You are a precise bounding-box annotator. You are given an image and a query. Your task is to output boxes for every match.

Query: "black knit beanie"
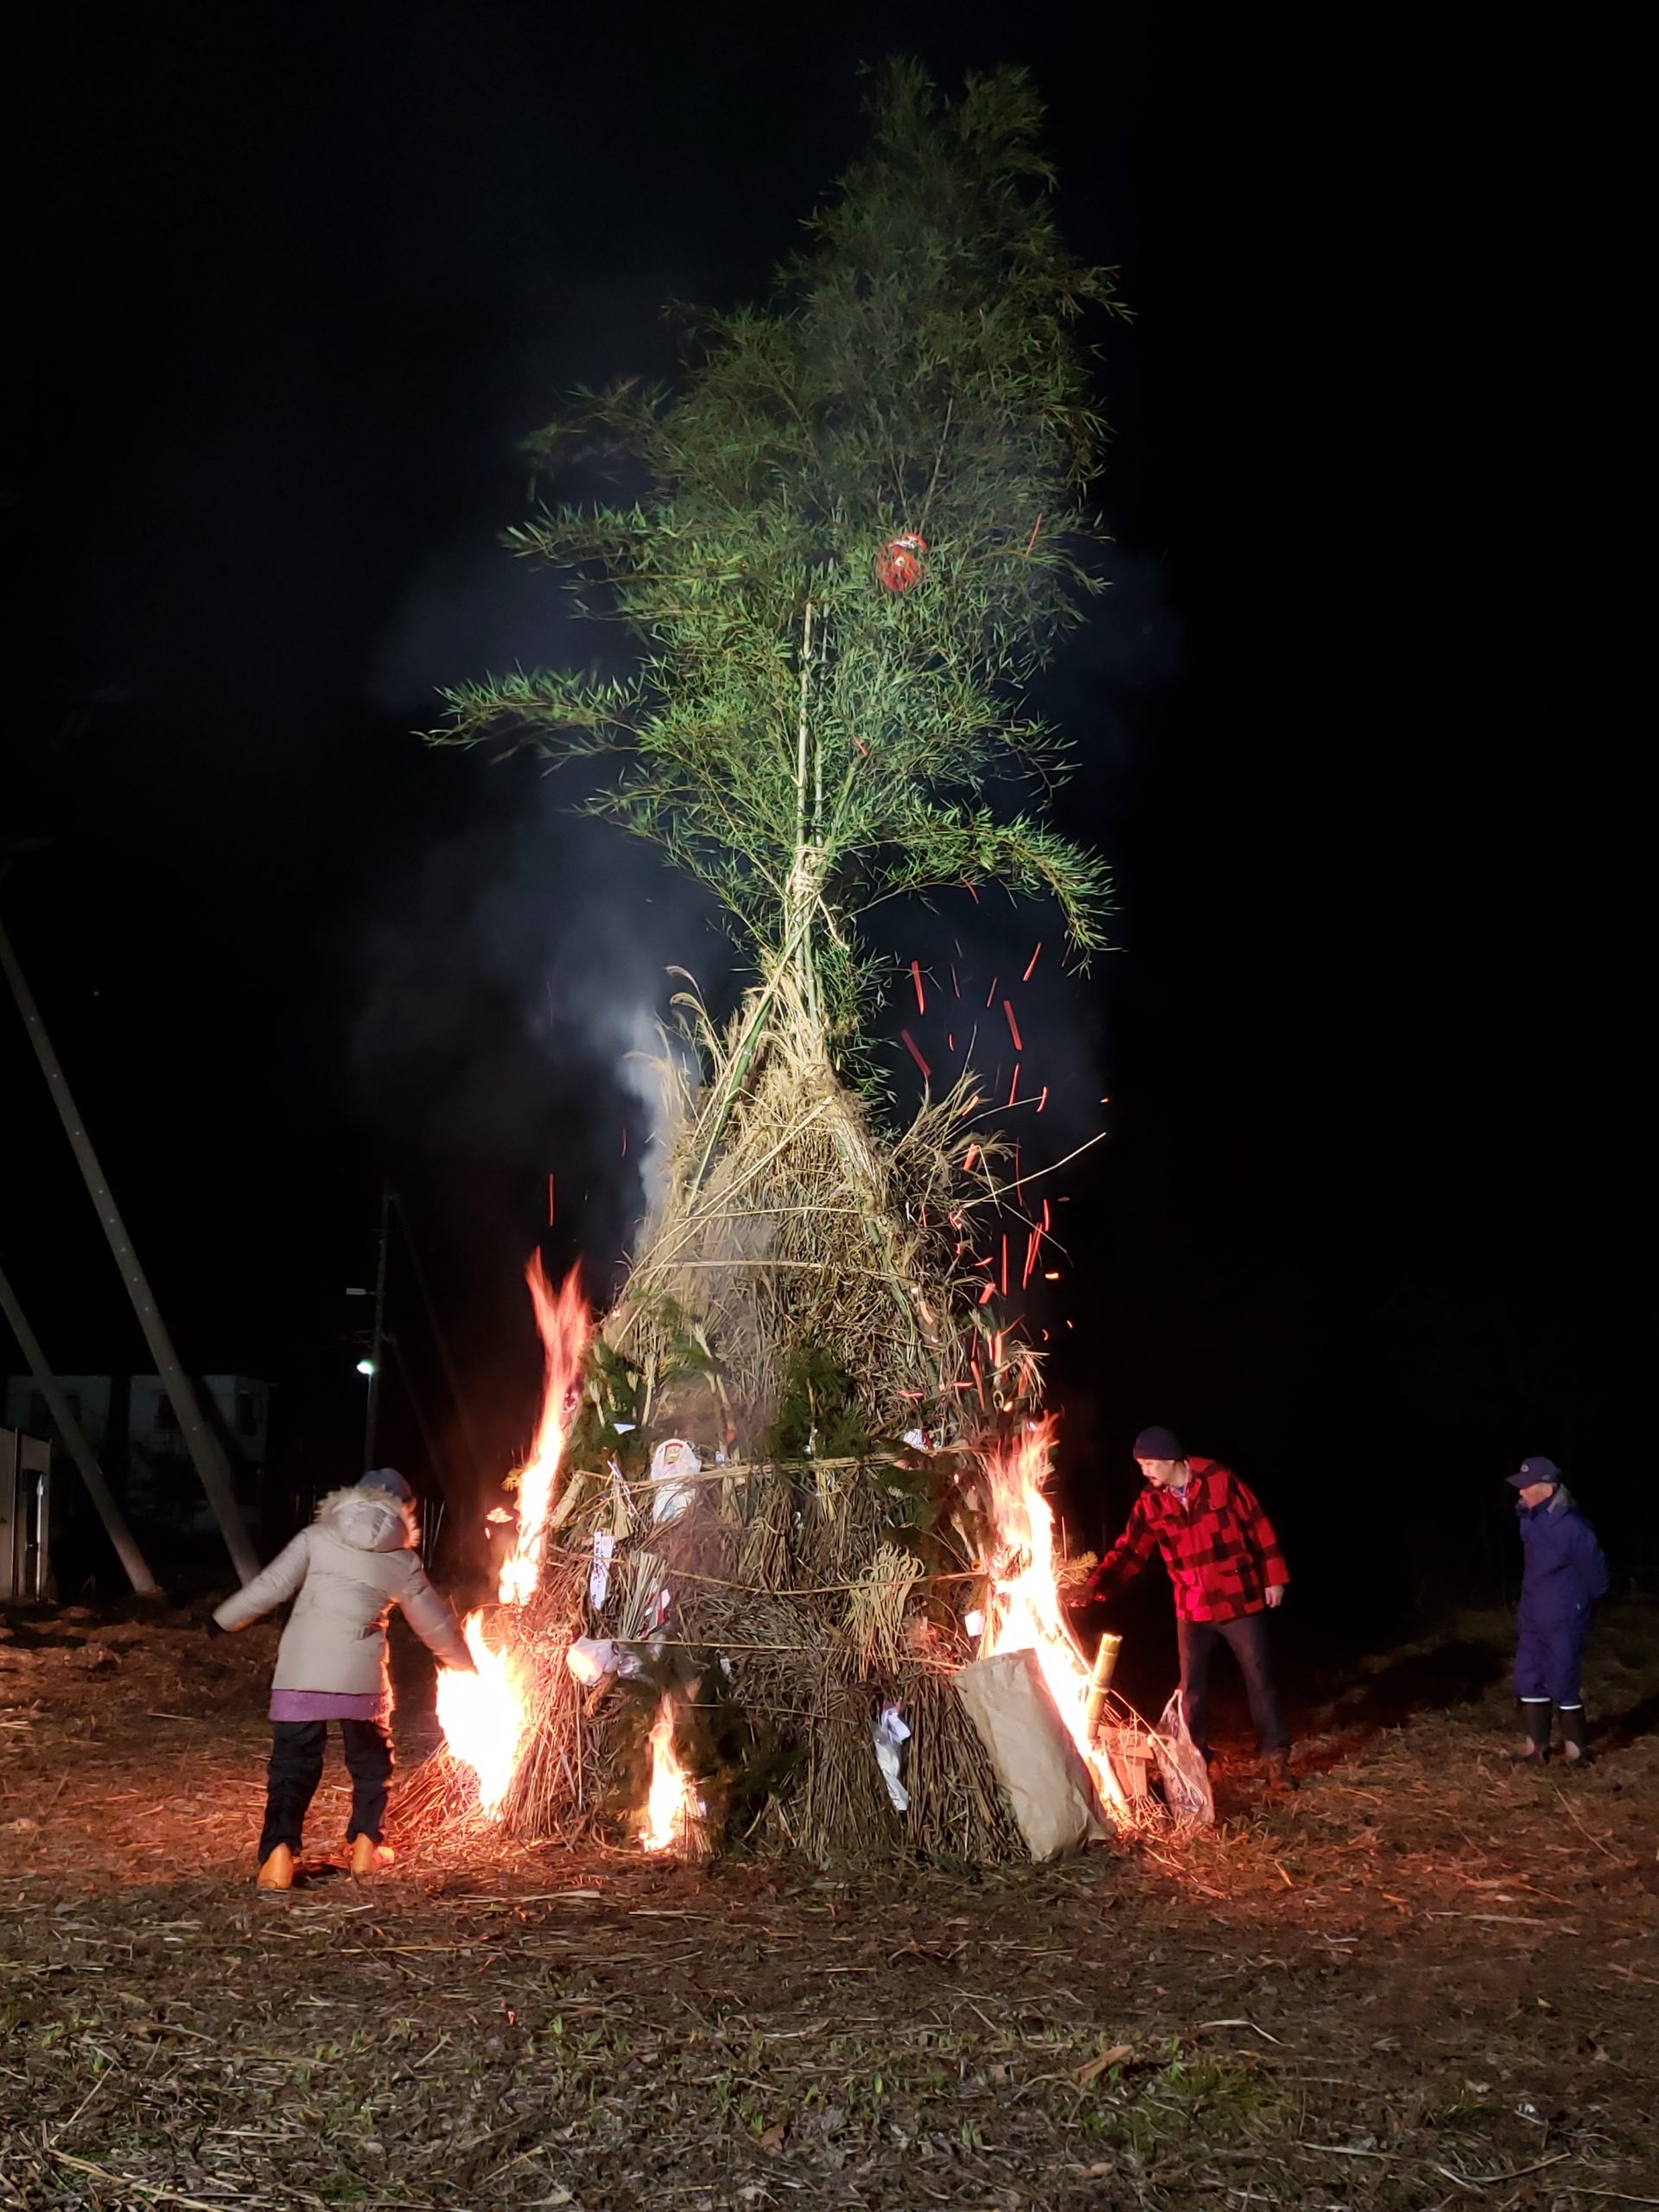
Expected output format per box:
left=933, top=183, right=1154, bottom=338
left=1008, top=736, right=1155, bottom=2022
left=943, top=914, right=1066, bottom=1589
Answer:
left=1133, top=1425, right=1185, bottom=1461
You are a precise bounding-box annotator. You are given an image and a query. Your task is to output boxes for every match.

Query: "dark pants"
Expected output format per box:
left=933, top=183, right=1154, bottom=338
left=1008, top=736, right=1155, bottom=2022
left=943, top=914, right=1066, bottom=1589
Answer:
left=1513, top=1616, right=1588, bottom=1708
left=1177, top=1610, right=1288, bottom=1758
left=258, top=1719, right=394, bottom=1862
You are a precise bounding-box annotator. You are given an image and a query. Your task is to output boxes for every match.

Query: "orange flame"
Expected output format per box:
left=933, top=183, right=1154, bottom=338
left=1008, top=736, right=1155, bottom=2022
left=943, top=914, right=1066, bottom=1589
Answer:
left=497, top=1258, right=590, bottom=1606
left=639, top=1696, right=702, bottom=1853
left=982, top=1418, right=1128, bottom=1815
left=436, top=1257, right=590, bottom=1815
left=435, top=1611, right=527, bottom=1818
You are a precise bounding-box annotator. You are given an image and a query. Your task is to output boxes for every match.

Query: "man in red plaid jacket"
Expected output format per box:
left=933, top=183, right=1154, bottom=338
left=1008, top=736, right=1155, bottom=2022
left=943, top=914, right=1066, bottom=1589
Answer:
left=1084, top=1425, right=1294, bottom=1791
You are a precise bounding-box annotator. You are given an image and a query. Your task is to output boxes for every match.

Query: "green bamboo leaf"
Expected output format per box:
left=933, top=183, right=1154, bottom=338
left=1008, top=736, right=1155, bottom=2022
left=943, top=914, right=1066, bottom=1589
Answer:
left=426, top=60, right=1120, bottom=1027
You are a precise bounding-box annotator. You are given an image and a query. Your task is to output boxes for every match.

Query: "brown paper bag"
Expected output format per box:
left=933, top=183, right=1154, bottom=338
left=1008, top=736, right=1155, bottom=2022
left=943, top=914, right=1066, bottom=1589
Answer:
left=953, top=1648, right=1108, bottom=1860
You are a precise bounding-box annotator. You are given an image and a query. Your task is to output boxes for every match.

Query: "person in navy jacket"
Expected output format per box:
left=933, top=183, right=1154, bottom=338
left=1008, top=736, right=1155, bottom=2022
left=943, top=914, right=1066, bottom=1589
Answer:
left=1508, top=1455, right=1609, bottom=1766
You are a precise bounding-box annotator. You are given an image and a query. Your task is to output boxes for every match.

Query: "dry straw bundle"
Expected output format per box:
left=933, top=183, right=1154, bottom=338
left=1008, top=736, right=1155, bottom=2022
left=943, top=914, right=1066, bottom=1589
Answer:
left=405, top=1439, right=1029, bottom=1866
left=604, top=981, right=1021, bottom=1454
left=401, top=994, right=1096, bottom=1868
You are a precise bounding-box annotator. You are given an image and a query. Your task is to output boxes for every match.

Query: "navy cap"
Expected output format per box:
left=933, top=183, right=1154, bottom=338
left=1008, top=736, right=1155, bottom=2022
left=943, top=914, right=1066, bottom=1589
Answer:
left=1507, top=1455, right=1561, bottom=1490
left=359, top=1466, right=413, bottom=1502
left=1134, top=1425, right=1185, bottom=1462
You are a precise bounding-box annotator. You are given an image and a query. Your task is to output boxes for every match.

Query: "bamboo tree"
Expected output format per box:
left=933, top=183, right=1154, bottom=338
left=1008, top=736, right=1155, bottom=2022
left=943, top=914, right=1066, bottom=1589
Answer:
left=431, top=60, right=1123, bottom=1081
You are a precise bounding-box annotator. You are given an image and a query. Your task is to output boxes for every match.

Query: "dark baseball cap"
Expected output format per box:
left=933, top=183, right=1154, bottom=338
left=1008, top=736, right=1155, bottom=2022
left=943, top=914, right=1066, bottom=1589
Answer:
left=1506, top=1455, right=1561, bottom=1489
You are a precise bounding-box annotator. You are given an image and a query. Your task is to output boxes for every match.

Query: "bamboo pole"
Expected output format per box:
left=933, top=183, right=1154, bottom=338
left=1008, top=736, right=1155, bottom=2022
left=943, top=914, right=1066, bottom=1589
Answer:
left=793, top=601, right=814, bottom=1020
left=1082, top=1630, right=1122, bottom=1740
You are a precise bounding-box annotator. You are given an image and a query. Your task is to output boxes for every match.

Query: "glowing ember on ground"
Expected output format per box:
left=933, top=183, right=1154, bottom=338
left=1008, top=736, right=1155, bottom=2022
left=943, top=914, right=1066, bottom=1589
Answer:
left=982, top=1417, right=1128, bottom=1814
left=436, top=1257, right=589, bottom=1816
left=435, top=1611, right=527, bottom=1817
left=639, top=1696, right=703, bottom=1853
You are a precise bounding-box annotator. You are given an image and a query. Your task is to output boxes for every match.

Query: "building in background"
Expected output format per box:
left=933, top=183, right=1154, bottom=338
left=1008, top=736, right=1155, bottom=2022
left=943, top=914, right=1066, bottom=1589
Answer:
left=0, top=1374, right=269, bottom=1593
left=0, top=1427, right=51, bottom=1599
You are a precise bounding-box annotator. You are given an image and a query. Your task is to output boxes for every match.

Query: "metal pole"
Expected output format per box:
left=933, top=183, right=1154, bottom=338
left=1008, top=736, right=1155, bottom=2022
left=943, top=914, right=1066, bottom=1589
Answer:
left=0, top=1258, right=160, bottom=1596
left=0, top=919, right=259, bottom=1582
left=362, top=1183, right=390, bottom=1473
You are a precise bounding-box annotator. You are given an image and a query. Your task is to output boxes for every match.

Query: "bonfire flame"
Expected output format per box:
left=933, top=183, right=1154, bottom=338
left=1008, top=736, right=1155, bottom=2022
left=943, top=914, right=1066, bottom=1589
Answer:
left=982, top=1417, right=1128, bottom=1815
left=639, top=1695, right=703, bottom=1853
left=498, top=1258, right=592, bottom=1607
left=437, top=1257, right=590, bottom=1819
left=434, top=1611, right=528, bottom=1818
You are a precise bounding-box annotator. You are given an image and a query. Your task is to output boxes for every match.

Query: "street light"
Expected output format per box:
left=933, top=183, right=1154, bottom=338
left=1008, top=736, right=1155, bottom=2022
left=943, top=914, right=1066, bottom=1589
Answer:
left=356, top=1357, right=377, bottom=1377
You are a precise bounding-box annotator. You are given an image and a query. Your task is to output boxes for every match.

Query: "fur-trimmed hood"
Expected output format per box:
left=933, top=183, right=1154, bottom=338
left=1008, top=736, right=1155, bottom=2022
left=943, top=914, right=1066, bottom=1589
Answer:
left=316, top=1485, right=417, bottom=1554
left=213, top=1486, right=469, bottom=1692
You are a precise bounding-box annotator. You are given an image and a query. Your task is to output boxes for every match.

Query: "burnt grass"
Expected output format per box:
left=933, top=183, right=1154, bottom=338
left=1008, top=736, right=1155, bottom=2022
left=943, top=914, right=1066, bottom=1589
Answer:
left=3, top=1604, right=1656, bottom=2211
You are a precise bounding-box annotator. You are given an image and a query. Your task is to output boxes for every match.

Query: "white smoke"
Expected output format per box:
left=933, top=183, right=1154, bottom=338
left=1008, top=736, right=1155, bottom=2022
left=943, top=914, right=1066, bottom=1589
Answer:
left=613, top=1002, right=699, bottom=1224
left=350, top=772, right=724, bottom=1280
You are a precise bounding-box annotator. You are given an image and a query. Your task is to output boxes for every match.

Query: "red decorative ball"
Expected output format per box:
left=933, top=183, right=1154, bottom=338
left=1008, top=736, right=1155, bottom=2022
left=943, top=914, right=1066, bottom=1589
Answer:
left=874, top=533, right=929, bottom=592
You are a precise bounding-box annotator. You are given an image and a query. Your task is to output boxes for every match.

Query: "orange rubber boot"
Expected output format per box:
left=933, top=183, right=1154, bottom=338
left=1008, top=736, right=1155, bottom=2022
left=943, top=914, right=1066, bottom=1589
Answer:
left=351, top=1835, right=395, bottom=1877
left=257, top=1843, right=295, bottom=1891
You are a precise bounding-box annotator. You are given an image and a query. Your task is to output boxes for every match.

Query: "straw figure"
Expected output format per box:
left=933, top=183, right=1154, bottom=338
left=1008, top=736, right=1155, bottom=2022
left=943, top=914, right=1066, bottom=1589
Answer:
left=408, top=63, right=1136, bottom=1865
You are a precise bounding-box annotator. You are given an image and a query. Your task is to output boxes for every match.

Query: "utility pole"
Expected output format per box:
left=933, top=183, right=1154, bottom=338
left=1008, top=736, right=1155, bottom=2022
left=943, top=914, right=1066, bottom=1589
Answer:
left=0, top=918, right=260, bottom=1582
left=0, top=1259, right=160, bottom=1596
left=362, top=1182, right=390, bottom=1473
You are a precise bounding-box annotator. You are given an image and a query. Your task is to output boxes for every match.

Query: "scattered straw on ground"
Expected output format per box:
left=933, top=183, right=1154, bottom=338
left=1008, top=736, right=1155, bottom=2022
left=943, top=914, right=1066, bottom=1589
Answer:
left=3, top=1599, right=1656, bottom=2209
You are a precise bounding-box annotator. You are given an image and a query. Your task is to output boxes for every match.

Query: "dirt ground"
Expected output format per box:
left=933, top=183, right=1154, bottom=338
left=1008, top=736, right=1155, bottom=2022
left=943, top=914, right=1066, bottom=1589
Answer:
left=2, top=1601, right=1656, bottom=2212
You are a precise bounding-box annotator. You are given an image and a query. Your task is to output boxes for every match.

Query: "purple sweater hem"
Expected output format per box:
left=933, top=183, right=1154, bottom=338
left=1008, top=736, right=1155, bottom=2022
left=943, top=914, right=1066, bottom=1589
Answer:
left=270, top=1689, right=389, bottom=1722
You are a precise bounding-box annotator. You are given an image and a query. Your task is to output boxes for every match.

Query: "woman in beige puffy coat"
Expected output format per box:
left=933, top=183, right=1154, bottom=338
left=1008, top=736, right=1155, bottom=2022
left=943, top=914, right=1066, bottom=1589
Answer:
left=211, top=1468, right=474, bottom=1888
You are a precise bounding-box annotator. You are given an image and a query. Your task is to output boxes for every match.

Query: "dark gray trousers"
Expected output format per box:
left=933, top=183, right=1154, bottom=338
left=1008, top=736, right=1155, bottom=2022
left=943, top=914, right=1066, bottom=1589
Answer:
left=258, top=1719, right=393, bottom=1860
left=1176, top=1611, right=1289, bottom=1757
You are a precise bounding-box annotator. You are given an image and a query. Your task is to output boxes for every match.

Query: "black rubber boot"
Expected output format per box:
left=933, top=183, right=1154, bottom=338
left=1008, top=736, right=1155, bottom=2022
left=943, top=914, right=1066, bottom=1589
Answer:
left=1558, top=1707, right=1592, bottom=1766
left=1511, top=1700, right=1551, bottom=1764
left=1262, top=1747, right=1297, bottom=1796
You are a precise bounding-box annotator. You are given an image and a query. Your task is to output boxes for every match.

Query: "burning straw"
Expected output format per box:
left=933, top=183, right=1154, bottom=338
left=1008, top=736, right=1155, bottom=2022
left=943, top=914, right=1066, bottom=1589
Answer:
left=407, top=1381, right=1185, bottom=1864
left=404, top=1007, right=1189, bottom=1866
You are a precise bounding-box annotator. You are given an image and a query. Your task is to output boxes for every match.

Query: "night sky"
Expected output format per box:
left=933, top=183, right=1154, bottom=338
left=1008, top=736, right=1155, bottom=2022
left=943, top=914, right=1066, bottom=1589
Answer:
left=4, top=8, right=1641, bottom=1630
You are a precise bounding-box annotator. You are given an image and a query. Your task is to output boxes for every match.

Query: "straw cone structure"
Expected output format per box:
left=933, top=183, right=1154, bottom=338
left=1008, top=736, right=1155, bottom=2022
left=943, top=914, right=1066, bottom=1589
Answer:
left=396, top=970, right=1205, bottom=1869
left=405, top=1465, right=1025, bottom=1866
left=608, top=979, right=1026, bottom=1451
left=401, top=988, right=1078, bottom=1865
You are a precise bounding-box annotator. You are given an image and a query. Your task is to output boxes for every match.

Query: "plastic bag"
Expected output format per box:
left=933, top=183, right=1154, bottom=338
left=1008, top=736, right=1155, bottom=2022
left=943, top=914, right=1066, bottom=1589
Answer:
left=871, top=1702, right=912, bottom=1813
left=649, top=1439, right=701, bottom=1524
left=1151, top=1689, right=1215, bottom=1826
left=565, top=1637, right=615, bottom=1687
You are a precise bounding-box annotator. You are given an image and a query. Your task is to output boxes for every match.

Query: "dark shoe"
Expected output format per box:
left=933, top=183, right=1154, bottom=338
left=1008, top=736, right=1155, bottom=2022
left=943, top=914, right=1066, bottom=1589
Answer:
left=1510, top=1701, right=1551, bottom=1764
left=1262, top=1749, right=1297, bottom=1795
left=1557, top=1708, right=1592, bottom=1767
